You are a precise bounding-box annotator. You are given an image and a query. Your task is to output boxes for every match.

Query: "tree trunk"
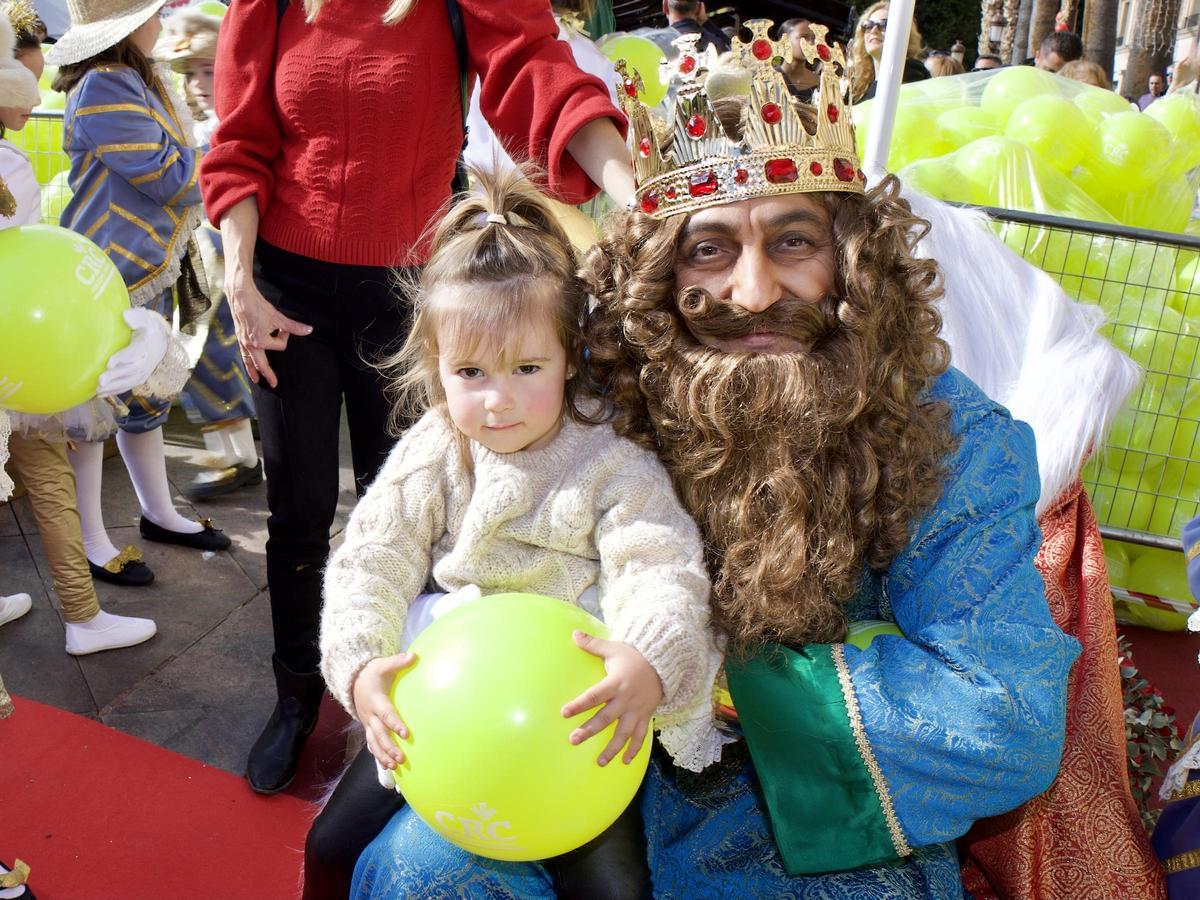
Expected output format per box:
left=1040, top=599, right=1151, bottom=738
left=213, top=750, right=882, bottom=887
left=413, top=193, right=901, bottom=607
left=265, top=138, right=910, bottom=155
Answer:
left=1119, top=0, right=1182, bottom=99
left=1012, top=0, right=1034, bottom=64
left=1028, top=0, right=1060, bottom=59
left=1083, top=0, right=1119, bottom=82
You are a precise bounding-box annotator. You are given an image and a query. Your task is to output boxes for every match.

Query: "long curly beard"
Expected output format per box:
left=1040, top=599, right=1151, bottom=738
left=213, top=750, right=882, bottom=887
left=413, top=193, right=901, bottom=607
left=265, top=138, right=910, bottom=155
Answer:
left=643, top=289, right=937, bottom=651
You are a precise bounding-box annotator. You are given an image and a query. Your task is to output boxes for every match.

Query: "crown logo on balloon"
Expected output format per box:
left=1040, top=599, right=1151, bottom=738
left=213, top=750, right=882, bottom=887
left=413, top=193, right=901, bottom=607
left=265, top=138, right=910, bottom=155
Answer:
left=617, top=20, right=864, bottom=218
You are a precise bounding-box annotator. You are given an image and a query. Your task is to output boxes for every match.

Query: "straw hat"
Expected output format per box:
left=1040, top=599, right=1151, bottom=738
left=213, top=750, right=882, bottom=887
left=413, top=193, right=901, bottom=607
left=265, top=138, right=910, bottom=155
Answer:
left=0, top=12, right=39, bottom=108
left=45, top=0, right=168, bottom=67
left=154, top=7, right=220, bottom=70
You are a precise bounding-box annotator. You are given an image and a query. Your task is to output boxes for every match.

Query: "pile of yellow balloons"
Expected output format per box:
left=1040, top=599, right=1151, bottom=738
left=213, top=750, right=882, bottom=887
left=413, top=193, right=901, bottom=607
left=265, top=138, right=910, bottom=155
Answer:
left=388, top=593, right=650, bottom=861
left=1104, top=539, right=1194, bottom=630
left=857, top=67, right=1200, bottom=235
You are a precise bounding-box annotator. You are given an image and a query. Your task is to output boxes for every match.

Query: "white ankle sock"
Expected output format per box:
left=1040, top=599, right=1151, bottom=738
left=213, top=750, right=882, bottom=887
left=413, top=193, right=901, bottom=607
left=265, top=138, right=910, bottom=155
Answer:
left=68, top=440, right=120, bottom=567
left=116, top=428, right=202, bottom=534
left=225, top=418, right=259, bottom=466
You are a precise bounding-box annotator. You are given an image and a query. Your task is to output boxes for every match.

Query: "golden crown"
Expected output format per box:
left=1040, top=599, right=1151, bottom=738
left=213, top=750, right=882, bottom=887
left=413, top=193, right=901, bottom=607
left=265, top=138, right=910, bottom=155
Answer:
left=4, top=0, right=39, bottom=37
left=618, top=20, right=863, bottom=218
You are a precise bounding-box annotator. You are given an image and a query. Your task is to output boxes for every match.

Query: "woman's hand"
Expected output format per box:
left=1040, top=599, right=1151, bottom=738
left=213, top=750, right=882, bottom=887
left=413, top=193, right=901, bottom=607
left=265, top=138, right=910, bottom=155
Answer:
left=225, top=261, right=311, bottom=388
left=561, top=633, right=662, bottom=766
left=351, top=652, right=417, bottom=771
left=218, top=196, right=311, bottom=389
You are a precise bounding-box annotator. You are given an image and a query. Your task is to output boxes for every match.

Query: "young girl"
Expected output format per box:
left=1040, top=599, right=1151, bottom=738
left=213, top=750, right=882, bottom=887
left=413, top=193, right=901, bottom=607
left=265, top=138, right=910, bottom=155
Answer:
left=0, top=1, right=158, bottom=655
left=42, top=0, right=229, bottom=588
left=309, top=167, right=727, bottom=899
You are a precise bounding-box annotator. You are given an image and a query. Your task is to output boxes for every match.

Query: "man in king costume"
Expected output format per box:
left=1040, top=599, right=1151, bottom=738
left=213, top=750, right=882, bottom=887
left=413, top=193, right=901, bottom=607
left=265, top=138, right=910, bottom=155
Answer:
left=349, top=21, right=1147, bottom=896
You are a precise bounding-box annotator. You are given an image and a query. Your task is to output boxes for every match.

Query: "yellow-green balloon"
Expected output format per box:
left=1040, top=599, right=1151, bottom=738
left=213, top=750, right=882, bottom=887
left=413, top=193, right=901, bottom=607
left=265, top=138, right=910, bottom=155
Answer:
left=845, top=619, right=903, bottom=649
left=1005, top=94, right=1092, bottom=173
left=601, top=35, right=667, bottom=107
left=1096, top=172, right=1194, bottom=233
left=0, top=225, right=131, bottom=414
left=388, top=593, right=650, bottom=861
left=1073, top=85, right=1133, bottom=127
left=1172, top=253, right=1200, bottom=320
left=6, top=109, right=66, bottom=184
left=1145, top=93, right=1200, bottom=177
left=1103, top=538, right=1131, bottom=589
left=1092, top=111, right=1173, bottom=191
left=39, top=169, right=73, bottom=225
left=887, top=104, right=953, bottom=170
left=1127, top=546, right=1194, bottom=608
left=979, top=65, right=1059, bottom=126
left=937, top=106, right=999, bottom=149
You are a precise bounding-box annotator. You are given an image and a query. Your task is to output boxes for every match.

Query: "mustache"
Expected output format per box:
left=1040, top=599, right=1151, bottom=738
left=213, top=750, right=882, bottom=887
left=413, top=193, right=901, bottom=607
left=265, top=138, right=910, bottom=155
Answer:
left=676, top=288, right=841, bottom=346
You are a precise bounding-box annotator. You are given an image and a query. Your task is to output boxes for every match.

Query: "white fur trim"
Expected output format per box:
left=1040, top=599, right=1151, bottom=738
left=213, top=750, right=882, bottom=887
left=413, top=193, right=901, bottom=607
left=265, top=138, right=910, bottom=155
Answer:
left=901, top=189, right=1140, bottom=515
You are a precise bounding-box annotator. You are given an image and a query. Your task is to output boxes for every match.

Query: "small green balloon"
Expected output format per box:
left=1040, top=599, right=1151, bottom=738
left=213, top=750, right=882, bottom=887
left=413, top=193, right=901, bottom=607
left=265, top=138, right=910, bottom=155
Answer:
left=1005, top=94, right=1093, bottom=173
left=979, top=65, right=1059, bottom=126
left=1145, top=93, right=1200, bottom=176
left=937, top=106, right=999, bottom=149
left=845, top=620, right=903, bottom=650
left=389, top=593, right=650, bottom=862
left=1172, top=253, right=1200, bottom=320
left=1073, top=85, right=1133, bottom=127
left=196, top=0, right=228, bottom=18
left=1092, top=111, right=1173, bottom=191
left=0, top=225, right=131, bottom=414
left=601, top=35, right=667, bottom=107
left=1127, top=546, right=1195, bottom=608
left=887, top=104, right=953, bottom=170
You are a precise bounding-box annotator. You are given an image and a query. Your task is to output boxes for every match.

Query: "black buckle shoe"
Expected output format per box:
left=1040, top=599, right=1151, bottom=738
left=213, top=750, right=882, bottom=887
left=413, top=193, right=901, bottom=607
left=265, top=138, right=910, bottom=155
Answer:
left=183, top=461, right=264, bottom=501
left=139, top=516, right=232, bottom=552
left=88, top=545, right=155, bottom=586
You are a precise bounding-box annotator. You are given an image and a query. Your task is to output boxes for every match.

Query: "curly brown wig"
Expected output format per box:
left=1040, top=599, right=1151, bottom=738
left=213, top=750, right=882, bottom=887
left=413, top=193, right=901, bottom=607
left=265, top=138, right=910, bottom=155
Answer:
left=584, top=176, right=957, bottom=651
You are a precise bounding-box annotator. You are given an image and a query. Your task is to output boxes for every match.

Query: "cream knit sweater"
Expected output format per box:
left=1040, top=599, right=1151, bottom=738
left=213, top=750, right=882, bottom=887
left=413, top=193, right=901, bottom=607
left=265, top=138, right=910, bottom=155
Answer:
left=321, top=407, right=730, bottom=771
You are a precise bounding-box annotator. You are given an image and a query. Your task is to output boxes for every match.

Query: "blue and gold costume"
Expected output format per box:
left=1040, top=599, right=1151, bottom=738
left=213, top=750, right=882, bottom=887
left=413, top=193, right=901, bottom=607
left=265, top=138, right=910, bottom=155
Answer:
left=59, top=63, right=202, bottom=433
left=349, top=370, right=1081, bottom=898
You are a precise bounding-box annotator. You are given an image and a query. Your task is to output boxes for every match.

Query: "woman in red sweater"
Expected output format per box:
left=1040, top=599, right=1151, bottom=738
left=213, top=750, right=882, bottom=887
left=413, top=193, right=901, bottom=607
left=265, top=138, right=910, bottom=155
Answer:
left=199, top=0, right=631, bottom=802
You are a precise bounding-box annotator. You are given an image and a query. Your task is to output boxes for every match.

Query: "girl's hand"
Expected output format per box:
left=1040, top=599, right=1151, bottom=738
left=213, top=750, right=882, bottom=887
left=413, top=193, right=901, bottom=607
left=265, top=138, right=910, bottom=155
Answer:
left=561, top=632, right=663, bottom=766
left=351, top=652, right=416, bottom=770
left=225, top=261, right=311, bottom=389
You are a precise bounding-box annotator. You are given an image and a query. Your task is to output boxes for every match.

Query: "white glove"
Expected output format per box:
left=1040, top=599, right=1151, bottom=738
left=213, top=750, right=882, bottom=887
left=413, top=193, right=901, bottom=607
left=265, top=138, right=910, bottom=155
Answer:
left=96, top=308, right=170, bottom=398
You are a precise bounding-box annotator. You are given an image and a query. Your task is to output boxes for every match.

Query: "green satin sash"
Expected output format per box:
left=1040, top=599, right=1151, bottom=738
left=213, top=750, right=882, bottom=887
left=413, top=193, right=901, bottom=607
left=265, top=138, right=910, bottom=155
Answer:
left=725, top=642, right=902, bottom=875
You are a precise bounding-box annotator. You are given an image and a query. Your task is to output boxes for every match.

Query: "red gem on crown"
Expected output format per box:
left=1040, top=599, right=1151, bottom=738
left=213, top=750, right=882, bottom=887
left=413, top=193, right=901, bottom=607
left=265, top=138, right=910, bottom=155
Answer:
left=680, top=55, right=696, bottom=74
left=623, top=79, right=638, bottom=98
left=688, top=171, right=719, bottom=197
left=827, top=103, right=839, bottom=123
left=857, top=169, right=867, bottom=182
left=752, top=39, right=772, bottom=60
left=734, top=168, right=749, bottom=184
left=665, top=186, right=677, bottom=200
left=640, top=192, right=659, bottom=214
left=638, top=137, right=652, bottom=157
left=817, top=44, right=831, bottom=61
left=686, top=115, right=707, bottom=138
left=765, top=158, right=799, bottom=184
left=833, top=158, right=856, bottom=182
left=810, top=161, right=823, bottom=176
left=761, top=103, right=782, bottom=125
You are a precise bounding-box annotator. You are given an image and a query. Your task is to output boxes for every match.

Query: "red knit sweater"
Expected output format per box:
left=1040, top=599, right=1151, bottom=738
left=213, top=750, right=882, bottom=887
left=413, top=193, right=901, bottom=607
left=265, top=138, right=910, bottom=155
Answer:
left=200, top=0, right=624, bottom=267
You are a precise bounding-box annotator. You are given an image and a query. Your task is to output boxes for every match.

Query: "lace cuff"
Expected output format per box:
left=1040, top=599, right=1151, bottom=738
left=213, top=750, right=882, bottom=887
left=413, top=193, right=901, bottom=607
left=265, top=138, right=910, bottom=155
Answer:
left=134, top=333, right=191, bottom=401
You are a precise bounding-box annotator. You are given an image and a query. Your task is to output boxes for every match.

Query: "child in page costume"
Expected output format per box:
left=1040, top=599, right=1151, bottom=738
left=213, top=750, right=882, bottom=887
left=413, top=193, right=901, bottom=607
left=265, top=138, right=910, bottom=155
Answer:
left=153, top=7, right=260, bottom=501
left=310, top=166, right=726, bottom=900
left=0, top=1, right=178, bottom=655
left=39, top=0, right=229, bottom=590
left=350, top=24, right=1080, bottom=897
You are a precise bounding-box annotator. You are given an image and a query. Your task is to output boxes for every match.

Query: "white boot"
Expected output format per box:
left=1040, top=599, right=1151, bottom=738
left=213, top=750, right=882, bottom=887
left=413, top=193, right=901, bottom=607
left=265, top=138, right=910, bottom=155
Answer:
left=0, top=592, right=32, bottom=628
left=64, top=609, right=157, bottom=656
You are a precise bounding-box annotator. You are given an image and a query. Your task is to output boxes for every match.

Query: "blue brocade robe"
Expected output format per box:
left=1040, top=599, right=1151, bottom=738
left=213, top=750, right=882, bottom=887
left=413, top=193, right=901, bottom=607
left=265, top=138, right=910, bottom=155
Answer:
left=350, top=369, right=1081, bottom=898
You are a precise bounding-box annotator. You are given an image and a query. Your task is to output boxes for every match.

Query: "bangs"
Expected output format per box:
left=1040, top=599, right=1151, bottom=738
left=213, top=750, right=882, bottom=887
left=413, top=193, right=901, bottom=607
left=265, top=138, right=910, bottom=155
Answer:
left=429, top=278, right=560, bottom=368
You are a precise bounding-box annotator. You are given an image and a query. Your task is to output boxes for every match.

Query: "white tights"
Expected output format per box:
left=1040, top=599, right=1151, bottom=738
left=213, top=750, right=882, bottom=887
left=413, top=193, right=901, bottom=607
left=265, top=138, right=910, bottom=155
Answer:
left=69, top=428, right=201, bottom=567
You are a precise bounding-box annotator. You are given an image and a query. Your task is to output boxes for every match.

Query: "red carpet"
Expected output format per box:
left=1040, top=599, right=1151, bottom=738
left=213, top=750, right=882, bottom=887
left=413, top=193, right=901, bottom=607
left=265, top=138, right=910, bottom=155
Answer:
left=0, top=697, right=318, bottom=900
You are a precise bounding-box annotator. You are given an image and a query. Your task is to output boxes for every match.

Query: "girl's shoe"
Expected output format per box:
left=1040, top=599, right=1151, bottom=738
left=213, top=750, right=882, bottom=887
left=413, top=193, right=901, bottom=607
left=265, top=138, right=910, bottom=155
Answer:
left=88, top=546, right=155, bottom=587
left=0, top=594, right=32, bottom=628
left=64, top=610, right=156, bottom=656
left=139, top=516, right=232, bottom=552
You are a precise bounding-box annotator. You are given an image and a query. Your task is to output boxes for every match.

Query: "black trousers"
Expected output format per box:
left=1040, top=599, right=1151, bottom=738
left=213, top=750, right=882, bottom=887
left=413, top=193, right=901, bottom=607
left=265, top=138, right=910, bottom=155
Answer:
left=252, top=239, right=413, bottom=676
left=305, top=747, right=653, bottom=899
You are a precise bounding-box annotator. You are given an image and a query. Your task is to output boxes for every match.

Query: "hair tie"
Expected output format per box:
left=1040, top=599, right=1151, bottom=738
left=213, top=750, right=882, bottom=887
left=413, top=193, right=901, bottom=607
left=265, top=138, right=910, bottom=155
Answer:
left=486, top=212, right=508, bottom=225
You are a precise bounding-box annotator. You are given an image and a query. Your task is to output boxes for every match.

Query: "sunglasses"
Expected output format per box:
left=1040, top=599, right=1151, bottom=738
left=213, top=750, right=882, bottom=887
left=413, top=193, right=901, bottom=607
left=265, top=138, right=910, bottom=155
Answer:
left=861, top=18, right=887, bottom=32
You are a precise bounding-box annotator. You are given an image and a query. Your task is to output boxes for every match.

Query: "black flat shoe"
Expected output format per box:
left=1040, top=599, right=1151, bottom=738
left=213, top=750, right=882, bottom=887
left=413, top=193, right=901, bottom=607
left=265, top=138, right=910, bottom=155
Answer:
left=183, top=461, right=264, bottom=501
left=139, top=516, right=232, bottom=552
left=88, top=546, right=155, bottom=587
